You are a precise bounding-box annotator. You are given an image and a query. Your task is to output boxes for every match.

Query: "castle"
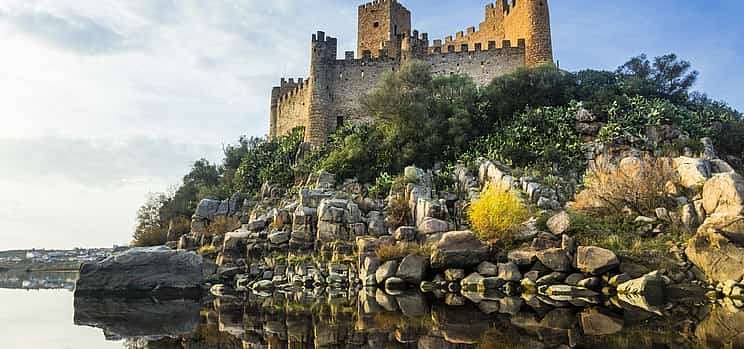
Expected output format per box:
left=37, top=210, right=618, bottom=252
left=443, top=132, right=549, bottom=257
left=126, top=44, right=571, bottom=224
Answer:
left=269, top=0, right=554, bottom=145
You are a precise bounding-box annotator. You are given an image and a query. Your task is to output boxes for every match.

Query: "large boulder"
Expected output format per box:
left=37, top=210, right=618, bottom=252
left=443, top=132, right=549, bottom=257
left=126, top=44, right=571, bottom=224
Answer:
left=396, top=254, right=429, bottom=285
left=76, top=247, right=203, bottom=294
left=430, top=231, right=490, bottom=270
left=703, top=173, right=744, bottom=216
left=699, top=213, right=744, bottom=244
left=375, top=260, right=398, bottom=284
left=686, top=230, right=744, bottom=283
left=418, top=217, right=451, bottom=235
left=536, top=248, right=572, bottom=272
left=674, top=157, right=711, bottom=189
left=573, top=246, right=619, bottom=275
left=194, top=198, right=221, bottom=219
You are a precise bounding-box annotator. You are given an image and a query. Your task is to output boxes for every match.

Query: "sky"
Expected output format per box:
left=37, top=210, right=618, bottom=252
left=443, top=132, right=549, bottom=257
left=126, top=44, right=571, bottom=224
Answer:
left=0, top=0, right=742, bottom=250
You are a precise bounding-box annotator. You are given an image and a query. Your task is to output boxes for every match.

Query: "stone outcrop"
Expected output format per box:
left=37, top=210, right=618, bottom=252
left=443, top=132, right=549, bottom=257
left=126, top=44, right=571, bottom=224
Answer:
left=76, top=247, right=203, bottom=294
left=686, top=230, right=744, bottom=283
left=573, top=246, right=619, bottom=275
left=430, top=231, right=490, bottom=269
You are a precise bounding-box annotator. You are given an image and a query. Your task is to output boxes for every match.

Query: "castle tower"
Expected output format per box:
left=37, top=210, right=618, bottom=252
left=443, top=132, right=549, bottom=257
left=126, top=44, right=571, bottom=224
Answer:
left=357, top=0, right=411, bottom=59
left=520, top=0, right=554, bottom=66
left=307, top=31, right=337, bottom=145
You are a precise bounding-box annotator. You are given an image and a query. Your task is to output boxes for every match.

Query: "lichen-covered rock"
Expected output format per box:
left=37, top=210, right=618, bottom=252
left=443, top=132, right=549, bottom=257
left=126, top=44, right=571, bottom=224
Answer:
left=508, top=247, right=537, bottom=266
left=536, top=248, right=572, bottom=272
left=418, top=217, right=451, bottom=235
left=547, top=211, right=571, bottom=235
left=430, top=231, right=490, bottom=269
left=574, top=246, right=619, bottom=275
left=703, top=173, right=744, bottom=216
left=674, top=157, right=712, bottom=189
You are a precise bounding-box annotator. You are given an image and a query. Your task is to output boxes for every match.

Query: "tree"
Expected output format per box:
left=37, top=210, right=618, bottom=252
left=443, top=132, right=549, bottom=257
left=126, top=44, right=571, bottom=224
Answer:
left=132, top=193, right=168, bottom=247
left=616, top=54, right=699, bottom=103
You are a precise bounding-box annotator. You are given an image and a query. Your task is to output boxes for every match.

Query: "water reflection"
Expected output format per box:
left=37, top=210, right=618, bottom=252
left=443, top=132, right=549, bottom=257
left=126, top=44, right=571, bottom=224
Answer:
left=0, top=269, right=77, bottom=290
left=69, top=287, right=744, bottom=349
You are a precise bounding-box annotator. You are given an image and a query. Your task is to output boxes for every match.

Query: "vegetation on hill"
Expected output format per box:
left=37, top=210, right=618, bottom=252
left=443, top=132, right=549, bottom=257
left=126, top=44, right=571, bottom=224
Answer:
left=132, top=53, right=741, bottom=247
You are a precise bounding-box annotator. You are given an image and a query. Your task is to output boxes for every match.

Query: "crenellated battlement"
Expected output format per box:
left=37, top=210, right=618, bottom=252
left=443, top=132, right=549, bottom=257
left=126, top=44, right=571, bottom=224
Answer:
left=270, top=0, right=553, bottom=143
left=358, top=0, right=408, bottom=13
left=275, top=77, right=310, bottom=102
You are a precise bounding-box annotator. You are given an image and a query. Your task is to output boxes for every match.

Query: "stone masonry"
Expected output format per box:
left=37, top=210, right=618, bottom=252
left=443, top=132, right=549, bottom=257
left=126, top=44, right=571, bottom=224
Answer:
left=269, top=0, right=554, bottom=145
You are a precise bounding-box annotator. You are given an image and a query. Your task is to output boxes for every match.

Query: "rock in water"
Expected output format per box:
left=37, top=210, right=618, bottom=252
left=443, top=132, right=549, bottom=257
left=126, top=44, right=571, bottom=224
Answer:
left=396, top=254, right=429, bottom=285
left=75, top=247, right=203, bottom=295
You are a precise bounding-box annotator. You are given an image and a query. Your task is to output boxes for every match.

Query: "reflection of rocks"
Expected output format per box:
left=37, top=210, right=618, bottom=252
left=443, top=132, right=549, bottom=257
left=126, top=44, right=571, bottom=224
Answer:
left=74, top=296, right=200, bottom=340
left=695, top=304, right=744, bottom=348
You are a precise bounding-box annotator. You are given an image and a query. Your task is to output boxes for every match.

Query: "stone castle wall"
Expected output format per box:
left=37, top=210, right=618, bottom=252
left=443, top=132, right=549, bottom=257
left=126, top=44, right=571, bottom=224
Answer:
left=430, top=0, right=553, bottom=66
left=269, top=0, right=553, bottom=144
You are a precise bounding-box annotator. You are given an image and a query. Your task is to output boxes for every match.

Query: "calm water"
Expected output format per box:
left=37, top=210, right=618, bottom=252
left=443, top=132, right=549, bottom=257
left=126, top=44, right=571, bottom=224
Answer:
left=1, top=271, right=744, bottom=348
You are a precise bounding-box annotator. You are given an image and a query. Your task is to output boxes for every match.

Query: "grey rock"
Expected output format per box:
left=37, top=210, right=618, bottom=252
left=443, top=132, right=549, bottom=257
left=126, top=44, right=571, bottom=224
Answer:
left=418, top=217, right=451, bottom=235
left=367, top=211, right=387, bottom=236
left=547, top=211, right=571, bottom=235
left=508, top=247, right=537, bottom=266
left=394, top=226, right=417, bottom=242
left=574, top=246, right=619, bottom=275
left=195, top=198, right=222, bottom=219
left=268, top=231, right=290, bottom=245
left=396, top=254, right=429, bottom=285
left=498, top=262, right=522, bottom=282
left=430, top=231, right=490, bottom=269
left=617, top=271, right=666, bottom=305
left=477, top=261, right=499, bottom=277
left=76, top=247, right=203, bottom=293
left=536, top=248, right=572, bottom=272
left=375, top=260, right=398, bottom=284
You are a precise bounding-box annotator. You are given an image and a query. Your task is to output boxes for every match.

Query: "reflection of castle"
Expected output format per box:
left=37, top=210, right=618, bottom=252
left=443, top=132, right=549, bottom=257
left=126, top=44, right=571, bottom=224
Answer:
left=270, top=0, right=554, bottom=145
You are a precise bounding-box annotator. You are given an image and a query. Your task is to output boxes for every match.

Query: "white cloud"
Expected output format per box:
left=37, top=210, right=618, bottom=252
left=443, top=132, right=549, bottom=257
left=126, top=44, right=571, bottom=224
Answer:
left=0, top=0, right=355, bottom=248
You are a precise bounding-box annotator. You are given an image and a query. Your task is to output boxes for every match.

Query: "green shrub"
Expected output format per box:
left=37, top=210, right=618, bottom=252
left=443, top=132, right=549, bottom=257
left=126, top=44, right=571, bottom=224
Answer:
left=233, top=127, right=305, bottom=196
left=461, top=105, right=584, bottom=174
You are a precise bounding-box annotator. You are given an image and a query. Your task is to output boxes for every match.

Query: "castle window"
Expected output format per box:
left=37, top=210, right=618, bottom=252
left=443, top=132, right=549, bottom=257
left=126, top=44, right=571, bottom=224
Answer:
left=373, top=22, right=379, bottom=28
left=336, top=116, right=344, bottom=128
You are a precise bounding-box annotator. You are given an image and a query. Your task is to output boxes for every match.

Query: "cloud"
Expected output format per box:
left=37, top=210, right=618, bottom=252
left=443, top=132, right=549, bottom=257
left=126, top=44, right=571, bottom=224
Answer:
left=0, top=136, right=220, bottom=187
left=0, top=9, right=127, bottom=54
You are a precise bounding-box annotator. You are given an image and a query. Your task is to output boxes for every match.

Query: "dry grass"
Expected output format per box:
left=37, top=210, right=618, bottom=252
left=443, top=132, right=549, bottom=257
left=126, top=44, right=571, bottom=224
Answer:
left=385, top=194, right=411, bottom=229
left=374, top=242, right=433, bottom=261
left=467, top=185, right=529, bottom=242
left=574, top=155, right=675, bottom=218
left=207, top=216, right=242, bottom=236
left=167, top=217, right=191, bottom=240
